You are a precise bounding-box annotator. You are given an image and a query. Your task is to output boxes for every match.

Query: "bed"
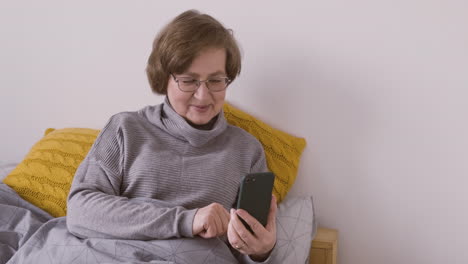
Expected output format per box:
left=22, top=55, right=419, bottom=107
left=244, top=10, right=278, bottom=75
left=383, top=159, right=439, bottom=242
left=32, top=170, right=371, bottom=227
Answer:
left=0, top=160, right=336, bottom=264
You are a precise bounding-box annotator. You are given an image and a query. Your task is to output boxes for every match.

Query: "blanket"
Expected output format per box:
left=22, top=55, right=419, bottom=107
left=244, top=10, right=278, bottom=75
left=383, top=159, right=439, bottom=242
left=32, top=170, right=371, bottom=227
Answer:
left=0, top=183, right=316, bottom=264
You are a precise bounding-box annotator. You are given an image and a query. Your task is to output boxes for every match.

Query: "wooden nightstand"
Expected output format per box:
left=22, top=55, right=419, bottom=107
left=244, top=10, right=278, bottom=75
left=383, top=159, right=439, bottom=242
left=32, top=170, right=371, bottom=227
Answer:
left=309, top=228, right=338, bottom=264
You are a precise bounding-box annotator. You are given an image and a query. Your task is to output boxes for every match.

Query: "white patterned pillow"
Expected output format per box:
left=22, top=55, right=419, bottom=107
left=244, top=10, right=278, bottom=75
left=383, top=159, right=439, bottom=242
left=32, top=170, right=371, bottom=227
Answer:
left=274, top=195, right=317, bottom=263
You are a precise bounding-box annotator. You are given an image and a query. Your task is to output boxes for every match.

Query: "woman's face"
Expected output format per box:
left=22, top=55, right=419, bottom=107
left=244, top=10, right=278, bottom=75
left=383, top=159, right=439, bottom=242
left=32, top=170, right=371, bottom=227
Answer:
left=167, top=47, right=228, bottom=126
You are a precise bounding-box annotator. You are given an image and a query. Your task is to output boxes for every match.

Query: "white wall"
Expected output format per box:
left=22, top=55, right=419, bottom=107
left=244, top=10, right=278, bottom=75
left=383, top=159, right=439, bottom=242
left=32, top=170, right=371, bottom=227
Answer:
left=1, top=1, right=467, bottom=263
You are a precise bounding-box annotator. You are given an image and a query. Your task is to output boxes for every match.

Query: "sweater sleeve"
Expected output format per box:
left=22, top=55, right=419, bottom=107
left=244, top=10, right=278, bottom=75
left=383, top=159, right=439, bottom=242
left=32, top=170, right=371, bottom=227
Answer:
left=250, top=141, right=268, bottom=173
left=66, top=116, right=197, bottom=240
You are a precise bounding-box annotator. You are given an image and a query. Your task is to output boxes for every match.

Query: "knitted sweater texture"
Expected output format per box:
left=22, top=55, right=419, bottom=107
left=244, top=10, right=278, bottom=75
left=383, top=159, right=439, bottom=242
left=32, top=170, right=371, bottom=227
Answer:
left=66, top=99, right=268, bottom=244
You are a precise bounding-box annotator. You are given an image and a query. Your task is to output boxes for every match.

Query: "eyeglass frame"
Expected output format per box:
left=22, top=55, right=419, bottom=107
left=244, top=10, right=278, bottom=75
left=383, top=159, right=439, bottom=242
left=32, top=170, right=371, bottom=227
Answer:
left=171, top=73, right=231, bottom=93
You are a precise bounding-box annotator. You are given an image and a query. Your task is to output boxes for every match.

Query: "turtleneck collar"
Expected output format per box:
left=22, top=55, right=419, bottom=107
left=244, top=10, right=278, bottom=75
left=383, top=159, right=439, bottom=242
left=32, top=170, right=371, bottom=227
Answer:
left=142, top=97, right=228, bottom=147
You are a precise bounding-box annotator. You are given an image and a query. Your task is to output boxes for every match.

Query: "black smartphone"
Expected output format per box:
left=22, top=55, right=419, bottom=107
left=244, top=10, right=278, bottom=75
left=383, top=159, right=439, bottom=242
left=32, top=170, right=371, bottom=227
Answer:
left=236, top=172, right=275, bottom=232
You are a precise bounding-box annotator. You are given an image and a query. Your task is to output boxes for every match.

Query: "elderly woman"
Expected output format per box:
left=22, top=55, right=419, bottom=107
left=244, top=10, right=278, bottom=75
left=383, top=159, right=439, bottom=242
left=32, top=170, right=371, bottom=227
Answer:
left=67, top=10, right=278, bottom=263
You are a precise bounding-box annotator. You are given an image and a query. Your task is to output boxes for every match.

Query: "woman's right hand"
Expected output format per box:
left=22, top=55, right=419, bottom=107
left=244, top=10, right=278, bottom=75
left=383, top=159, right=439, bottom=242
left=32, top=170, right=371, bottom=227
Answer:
left=193, top=203, right=230, bottom=238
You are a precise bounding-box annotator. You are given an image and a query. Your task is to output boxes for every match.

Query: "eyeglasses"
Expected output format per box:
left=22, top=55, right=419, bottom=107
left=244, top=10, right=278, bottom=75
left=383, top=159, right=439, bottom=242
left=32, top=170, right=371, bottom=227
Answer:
left=171, top=74, right=231, bottom=92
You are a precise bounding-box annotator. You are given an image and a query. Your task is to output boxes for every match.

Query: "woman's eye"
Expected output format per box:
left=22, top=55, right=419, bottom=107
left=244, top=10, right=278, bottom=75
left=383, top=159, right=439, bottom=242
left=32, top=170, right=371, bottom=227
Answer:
left=208, top=79, right=223, bottom=84
left=181, top=79, right=197, bottom=84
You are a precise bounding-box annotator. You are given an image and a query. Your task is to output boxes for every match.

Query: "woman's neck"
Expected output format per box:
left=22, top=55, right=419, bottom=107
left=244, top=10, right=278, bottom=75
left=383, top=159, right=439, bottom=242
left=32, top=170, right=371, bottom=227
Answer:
left=186, top=115, right=218, bottom=130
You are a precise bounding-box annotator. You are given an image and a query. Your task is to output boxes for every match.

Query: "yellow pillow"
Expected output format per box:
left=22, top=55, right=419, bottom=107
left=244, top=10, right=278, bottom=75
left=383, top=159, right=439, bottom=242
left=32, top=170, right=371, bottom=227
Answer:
left=2, top=128, right=100, bottom=217
left=223, top=103, right=306, bottom=203
left=3, top=104, right=306, bottom=217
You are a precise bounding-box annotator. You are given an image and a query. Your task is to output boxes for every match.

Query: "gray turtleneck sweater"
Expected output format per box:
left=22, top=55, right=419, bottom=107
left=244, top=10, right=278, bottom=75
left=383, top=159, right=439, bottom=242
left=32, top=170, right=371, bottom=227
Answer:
left=66, top=99, right=274, bottom=262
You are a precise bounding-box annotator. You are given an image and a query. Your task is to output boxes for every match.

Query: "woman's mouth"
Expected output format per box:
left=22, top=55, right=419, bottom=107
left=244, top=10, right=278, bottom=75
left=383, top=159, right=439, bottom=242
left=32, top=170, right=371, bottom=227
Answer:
left=191, top=105, right=210, bottom=112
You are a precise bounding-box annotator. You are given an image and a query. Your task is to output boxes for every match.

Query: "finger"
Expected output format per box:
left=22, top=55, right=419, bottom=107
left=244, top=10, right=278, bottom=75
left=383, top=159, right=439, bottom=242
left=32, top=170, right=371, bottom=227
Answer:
left=213, top=211, right=224, bottom=236
left=235, top=208, right=265, bottom=237
left=199, top=230, right=209, bottom=239
left=229, top=209, right=248, bottom=243
left=220, top=208, right=230, bottom=234
left=198, top=223, right=210, bottom=239
left=227, top=210, right=240, bottom=243
left=205, top=217, right=219, bottom=238
left=265, top=195, right=278, bottom=232
left=228, top=209, right=249, bottom=251
left=206, top=204, right=219, bottom=236
left=231, top=209, right=256, bottom=246
left=213, top=204, right=229, bottom=235
left=204, top=224, right=217, bottom=238
left=192, top=208, right=205, bottom=236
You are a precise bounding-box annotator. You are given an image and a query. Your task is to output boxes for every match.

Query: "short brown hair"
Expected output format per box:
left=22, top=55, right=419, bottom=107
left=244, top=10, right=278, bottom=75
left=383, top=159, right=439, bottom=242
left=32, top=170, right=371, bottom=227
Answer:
left=146, top=10, right=242, bottom=95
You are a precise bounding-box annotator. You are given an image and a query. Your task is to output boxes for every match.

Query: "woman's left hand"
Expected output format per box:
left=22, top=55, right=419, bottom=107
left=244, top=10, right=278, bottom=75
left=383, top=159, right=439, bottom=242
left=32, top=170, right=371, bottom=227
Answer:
left=227, top=195, right=277, bottom=261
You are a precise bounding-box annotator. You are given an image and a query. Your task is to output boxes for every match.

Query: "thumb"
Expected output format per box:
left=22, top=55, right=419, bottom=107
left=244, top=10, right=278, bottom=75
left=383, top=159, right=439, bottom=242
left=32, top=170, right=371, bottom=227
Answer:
left=266, top=195, right=277, bottom=231
left=192, top=210, right=206, bottom=236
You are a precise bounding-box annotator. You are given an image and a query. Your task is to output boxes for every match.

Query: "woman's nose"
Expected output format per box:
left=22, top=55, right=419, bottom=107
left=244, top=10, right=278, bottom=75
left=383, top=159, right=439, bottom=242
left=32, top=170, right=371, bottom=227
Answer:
left=193, top=82, right=211, bottom=99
